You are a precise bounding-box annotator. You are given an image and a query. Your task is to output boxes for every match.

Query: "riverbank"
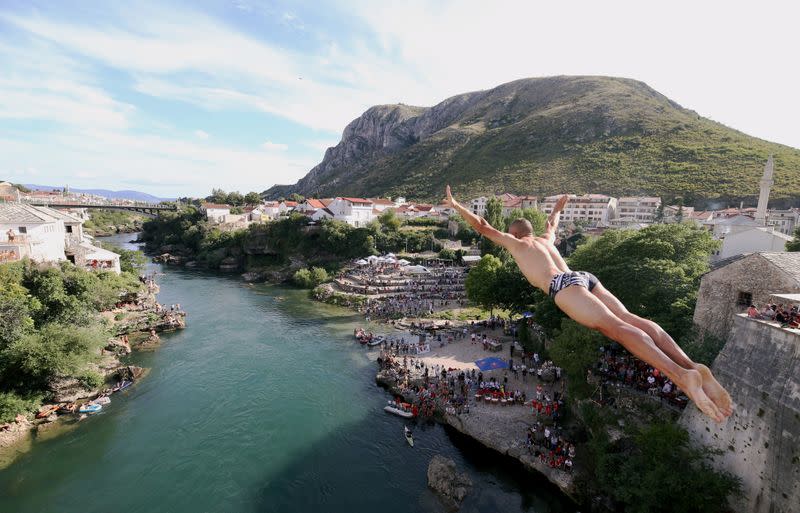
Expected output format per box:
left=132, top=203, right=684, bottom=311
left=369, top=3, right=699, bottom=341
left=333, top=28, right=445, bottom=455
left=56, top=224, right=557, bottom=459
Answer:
left=372, top=322, right=579, bottom=503
left=0, top=276, right=185, bottom=468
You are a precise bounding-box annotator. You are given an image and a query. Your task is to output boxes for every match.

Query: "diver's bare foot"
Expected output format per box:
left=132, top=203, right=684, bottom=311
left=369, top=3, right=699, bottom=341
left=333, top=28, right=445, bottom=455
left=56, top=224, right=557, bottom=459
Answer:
left=696, top=363, right=733, bottom=417
left=677, top=369, right=725, bottom=423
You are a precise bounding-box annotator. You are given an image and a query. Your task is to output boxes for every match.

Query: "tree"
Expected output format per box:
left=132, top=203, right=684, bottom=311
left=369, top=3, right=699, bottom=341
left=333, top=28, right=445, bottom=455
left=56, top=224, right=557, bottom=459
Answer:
left=288, top=193, right=305, bottom=203
left=465, top=254, right=503, bottom=314
left=438, top=248, right=456, bottom=260
left=481, top=197, right=505, bottom=255
left=504, top=207, right=547, bottom=235
left=596, top=422, right=741, bottom=513
left=244, top=192, right=262, bottom=206
left=567, top=223, right=718, bottom=341
left=226, top=191, right=244, bottom=206
left=549, top=319, right=606, bottom=399
left=787, top=226, right=800, bottom=251
left=378, top=209, right=402, bottom=231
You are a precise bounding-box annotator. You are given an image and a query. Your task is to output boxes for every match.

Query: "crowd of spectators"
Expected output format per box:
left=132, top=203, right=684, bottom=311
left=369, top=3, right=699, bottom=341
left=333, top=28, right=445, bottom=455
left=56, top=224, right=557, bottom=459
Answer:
left=593, top=343, right=688, bottom=409
left=747, top=302, right=800, bottom=329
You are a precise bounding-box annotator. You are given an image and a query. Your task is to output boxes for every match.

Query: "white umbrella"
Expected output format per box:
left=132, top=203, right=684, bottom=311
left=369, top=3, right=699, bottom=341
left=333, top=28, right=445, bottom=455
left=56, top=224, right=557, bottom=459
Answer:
left=385, top=253, right=396, bottom=259
left=397, top=259, right=410, bottom=265
left=367, top=255, right=379, bottom=261
left=355, top=259, right=368, bottom=265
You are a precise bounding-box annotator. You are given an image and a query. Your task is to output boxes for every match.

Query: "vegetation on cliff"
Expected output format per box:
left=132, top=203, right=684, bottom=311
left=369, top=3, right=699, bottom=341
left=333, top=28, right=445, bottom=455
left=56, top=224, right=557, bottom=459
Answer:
left=140, top=207, right=454, bottom=274
left=83, top=209, right=146, bottom=236
left=0, top=261, right=143, bottom=422
left=267, top=76, right=800, bottom=208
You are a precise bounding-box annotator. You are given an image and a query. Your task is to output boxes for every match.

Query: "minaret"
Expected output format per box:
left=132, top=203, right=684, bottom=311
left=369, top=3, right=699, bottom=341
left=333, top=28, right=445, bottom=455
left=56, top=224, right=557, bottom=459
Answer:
left=755, top=155, right=773, bottom=225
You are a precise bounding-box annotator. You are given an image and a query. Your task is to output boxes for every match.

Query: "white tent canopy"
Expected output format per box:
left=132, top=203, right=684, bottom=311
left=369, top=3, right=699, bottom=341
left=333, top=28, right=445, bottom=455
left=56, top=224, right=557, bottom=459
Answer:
left=404, top=265, right=430, bottom=275
left=355, top=259, right=368, bottom=265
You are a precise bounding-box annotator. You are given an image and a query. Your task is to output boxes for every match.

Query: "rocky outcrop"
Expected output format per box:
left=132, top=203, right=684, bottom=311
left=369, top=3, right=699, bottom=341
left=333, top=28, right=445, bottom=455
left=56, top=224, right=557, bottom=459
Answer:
left=427, top=455, right=472, bottom=509
left=681, top=315, right=800, bottom=513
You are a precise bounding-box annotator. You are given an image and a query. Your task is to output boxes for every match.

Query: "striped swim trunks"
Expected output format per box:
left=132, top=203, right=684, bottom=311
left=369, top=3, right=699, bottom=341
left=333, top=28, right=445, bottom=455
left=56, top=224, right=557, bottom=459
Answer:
left=548, top=271, right=599, bottom=298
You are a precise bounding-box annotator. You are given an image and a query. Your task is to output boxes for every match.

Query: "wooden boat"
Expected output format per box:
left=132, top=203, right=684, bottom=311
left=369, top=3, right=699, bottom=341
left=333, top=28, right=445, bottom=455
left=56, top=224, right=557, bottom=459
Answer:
left=384, top=400, right=414, bottom=418
left=78, top=403, right=102, bottom=414
left=35, top=405, right=59, bottom=419
left=404, top=426, right=414, bottom=447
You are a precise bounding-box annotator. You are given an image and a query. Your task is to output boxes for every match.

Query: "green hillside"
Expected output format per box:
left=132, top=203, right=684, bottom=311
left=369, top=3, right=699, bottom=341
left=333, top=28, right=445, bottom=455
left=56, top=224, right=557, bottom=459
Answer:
left=265, top=76, right=800, bottom=207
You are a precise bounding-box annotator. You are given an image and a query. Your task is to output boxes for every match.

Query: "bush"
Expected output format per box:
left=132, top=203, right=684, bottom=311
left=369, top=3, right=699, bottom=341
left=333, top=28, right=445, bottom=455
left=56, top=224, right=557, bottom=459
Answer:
left=0, top=391, right=41, bottom=423
left=293, top=267, right=329, bottom=289
left=78, top=371, right=105, bottom=390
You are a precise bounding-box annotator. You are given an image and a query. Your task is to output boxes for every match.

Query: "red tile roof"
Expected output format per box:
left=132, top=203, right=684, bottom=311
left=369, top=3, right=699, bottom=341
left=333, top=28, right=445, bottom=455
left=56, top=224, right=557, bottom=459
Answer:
left=283, top=201, right=298, bottom=207
left=305, top=199, right=326, bottom=209
left=341, top=197, right=373, bottom=205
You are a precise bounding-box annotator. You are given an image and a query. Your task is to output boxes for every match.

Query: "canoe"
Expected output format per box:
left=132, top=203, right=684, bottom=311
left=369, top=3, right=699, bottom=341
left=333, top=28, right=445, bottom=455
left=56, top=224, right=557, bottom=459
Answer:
left=94, top=396, right=111, bottom=405
left=112, top=380, right=132, bottom=392
left=366, top=337, right=384, bottom=347
left=78, top=404, right=102, bottom=414
left=35, top=405, right=59, bottom=419
left=404, top=428, right=414, bottom=447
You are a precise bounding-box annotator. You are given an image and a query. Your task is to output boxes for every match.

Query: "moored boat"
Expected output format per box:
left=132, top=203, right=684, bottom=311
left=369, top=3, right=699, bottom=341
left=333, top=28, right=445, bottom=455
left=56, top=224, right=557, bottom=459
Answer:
left=78, top=403, right=102, bottom=414
left=384, top=400, right=415, bottom=418
left=112, top=380, right=133, bottom=392
left=35, top=405, right=59, bottom=419
left=366, top=336, right=385, bottom=347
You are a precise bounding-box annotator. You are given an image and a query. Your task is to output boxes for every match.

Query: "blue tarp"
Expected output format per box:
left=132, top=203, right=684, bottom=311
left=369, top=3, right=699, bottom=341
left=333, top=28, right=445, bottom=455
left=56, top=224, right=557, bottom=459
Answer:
left=522, top=311, right=534, bottom=318
left=474, top=357, right=509, bottom=371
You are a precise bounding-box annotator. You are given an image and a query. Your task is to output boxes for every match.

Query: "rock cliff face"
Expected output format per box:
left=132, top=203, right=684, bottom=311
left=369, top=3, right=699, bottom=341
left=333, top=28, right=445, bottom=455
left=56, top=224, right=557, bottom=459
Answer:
left=264, top=76, right=800, bottom=204
left=681, top=315, right=800, bottom=513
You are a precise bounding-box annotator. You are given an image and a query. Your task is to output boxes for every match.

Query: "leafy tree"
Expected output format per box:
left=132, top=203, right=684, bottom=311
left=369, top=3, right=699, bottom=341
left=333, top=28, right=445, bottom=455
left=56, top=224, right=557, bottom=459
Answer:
left=787, top=226, right=800, bottom=251
left=438, top=248, right=456, bottom=260
left=504, top=207, right=547, bottom=235
left=288, top=193, right=305, bottom=203
left=480, top=197, right=505, bottom=255
left=226, top=191, right=244, bottom=206
left=208, top=188, right=229, bottom=204
left=378, top=209, right=402, bottom=231
left=567, top=223, right=718, bottom=341
left=549, top=319, right=606, bottom=400
left=653, top=203, right=665, bottom=223
left=0, top=392, right=41, bottom=423
left=596, top=422, right=741, bottom=513
left=244, top=192, right=262, bottom=206
left=465, top=254, right=503, bottom=314
left=310, top=267, right=329, bottom=285
left=293, top=269, right=314, bottom=288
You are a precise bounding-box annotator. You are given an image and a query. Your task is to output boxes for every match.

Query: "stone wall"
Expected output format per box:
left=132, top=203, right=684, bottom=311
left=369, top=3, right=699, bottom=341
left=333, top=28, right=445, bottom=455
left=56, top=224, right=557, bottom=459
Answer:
left=693, top=254, right=800, bottom=340
left=681, top=315, right=800, bottom=513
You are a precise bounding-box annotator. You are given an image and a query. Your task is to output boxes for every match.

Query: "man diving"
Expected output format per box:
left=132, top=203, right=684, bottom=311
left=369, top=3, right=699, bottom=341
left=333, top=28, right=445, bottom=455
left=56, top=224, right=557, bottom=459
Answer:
left=443, top=186, right=733, bottom=423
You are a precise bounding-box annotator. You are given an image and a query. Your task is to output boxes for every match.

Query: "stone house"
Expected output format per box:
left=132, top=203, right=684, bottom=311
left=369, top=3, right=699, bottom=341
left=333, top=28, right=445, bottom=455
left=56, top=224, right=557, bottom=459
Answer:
left=693, top=252, right=800, bottom=340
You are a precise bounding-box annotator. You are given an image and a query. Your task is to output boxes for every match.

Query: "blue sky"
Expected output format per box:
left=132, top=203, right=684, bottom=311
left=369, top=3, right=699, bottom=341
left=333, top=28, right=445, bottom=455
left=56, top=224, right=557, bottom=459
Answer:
left=1, top=0, right=798, bottom=198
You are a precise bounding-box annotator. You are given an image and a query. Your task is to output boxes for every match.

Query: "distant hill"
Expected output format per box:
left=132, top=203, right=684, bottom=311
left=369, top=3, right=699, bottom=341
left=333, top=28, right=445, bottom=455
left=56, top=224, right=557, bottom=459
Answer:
left=23, top=184, right=172, bottom=203
left=264, top=76, right=800, bottom=208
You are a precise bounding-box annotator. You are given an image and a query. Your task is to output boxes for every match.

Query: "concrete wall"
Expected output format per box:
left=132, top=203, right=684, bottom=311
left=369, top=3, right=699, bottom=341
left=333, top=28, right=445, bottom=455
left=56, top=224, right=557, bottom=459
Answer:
left=681, top=315, right=800, bottom=513
left=694, top=254, right=800, bottom=340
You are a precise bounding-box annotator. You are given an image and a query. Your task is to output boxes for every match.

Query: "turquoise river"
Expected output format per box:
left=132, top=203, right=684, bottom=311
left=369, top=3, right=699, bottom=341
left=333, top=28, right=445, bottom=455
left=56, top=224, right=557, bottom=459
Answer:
left=0, top=234, right=573, bottom=513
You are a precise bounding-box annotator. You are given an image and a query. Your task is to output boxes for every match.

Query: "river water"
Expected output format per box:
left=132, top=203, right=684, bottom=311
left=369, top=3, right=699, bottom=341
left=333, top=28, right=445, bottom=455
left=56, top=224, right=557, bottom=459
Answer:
left=0, top=234, right=573, bottom=513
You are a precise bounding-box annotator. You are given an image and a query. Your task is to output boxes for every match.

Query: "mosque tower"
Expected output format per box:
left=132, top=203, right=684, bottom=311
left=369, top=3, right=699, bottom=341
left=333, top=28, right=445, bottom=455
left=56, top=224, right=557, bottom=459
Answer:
left=754, top=155, right=773, bottom=226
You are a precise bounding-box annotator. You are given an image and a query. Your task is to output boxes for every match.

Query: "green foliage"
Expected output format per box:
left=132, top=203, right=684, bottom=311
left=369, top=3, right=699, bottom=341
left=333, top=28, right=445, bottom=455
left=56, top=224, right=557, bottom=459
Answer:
left=567, top=223, right=718, bottom=341
left=78, top=371, right=105, bottom=390
left=465, top=255, right=503, bottom=313
left=83, top=209, right=144, bottom=235
left=481, top=197, right=505, bottom=255
left=0, top=391, right=41, bottom=423
left=438, top=248, right=456, bottom=260
left=549, top=319, right=606, bottom=400
left=787, top=226, right=800, bottom=251
left=378, top=209, right=402, bottom=231
left=504, top=207, right=547, bottom=235
left=595, top=422, right=741, bottom=512
left=99, top=242, right=146, bottom=274
left=681, top=331, right=727, bottom=366
left=244, top=192, right=262, bottom=205
left=0, top=262, right=135, bottom=419
left=404, top=217, right=444, bottom=227
left=293, top=267, right=330, bottom=289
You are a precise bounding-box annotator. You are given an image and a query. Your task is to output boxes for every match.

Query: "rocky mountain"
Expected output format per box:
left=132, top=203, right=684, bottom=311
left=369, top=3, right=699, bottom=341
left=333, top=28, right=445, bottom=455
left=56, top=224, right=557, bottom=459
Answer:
left=265, top=76, right=800, bottom=207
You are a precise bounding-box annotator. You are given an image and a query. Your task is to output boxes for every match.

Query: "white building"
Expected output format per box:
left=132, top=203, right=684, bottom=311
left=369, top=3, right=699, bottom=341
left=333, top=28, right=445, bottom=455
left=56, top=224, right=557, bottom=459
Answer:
left=201, top=203, right=231, bottom=223
left=369, top=198, right=396, bottom=212
left=326, top=197, right=375, bottom=227
left=617, top=196, right=661, bottom=223
left=541, top=194, right=618, bottom=226
left=0, top=203, right=120, bottom=273
left=767, top=209, right=799, bottom=235
left=470, top=196, right=489, bottom=217
left=717, top=227, right=793, bottom=260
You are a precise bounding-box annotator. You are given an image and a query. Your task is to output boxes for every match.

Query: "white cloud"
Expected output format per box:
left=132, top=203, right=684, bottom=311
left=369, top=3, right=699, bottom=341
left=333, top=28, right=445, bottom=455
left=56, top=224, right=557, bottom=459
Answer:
left=262, top=140, right=288, bottom=151
left=194, top=130, right=210, bottom=139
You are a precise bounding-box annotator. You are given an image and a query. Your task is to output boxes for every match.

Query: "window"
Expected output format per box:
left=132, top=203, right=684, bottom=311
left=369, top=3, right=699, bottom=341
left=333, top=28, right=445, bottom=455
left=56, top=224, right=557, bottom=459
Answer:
left=736, top=291, right=753, bottom=307
left=66, top=225, right=73, bottom=233
left=18, top=226, right=27, bottom=234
